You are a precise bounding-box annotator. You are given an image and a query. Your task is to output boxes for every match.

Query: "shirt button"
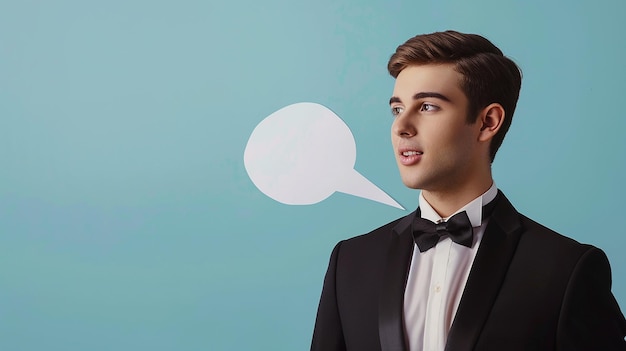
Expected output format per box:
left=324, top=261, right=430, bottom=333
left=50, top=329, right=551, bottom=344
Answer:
left=435, top=285, right=441, bottom=293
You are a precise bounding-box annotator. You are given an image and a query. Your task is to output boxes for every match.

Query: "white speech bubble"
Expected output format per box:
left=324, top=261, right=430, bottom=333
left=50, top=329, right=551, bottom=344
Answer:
left=244, top=102, right=404, bottom=210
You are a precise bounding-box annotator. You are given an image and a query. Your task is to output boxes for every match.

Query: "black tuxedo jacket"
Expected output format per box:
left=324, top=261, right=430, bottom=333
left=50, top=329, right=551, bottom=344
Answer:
left=311, top=192, right=626, bottom=350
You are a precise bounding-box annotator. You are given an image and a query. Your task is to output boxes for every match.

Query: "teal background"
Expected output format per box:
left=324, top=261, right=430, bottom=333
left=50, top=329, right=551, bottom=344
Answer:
left=1, top=0, right=625, bottom=350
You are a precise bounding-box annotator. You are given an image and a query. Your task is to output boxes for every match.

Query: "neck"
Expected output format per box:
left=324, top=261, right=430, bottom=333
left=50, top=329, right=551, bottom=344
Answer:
left=422, top=173, right=494, bottom=218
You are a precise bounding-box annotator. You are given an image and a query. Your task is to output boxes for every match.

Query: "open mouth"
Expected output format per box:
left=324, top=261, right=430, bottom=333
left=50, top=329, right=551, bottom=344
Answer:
left=398, top=148, right=423, bottom=166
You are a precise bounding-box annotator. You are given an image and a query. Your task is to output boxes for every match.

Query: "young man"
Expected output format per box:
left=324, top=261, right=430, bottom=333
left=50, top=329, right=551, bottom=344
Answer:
left=311, top=31, right=626, bottom=351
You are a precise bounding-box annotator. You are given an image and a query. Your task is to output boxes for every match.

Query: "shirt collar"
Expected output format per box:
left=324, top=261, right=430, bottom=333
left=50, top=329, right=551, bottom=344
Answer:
left=419, top=182, right=498, bottom=227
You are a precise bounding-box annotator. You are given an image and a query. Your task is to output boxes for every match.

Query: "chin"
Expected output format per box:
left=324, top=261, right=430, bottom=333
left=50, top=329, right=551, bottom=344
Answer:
left=400, top=176, right=423, bottom=190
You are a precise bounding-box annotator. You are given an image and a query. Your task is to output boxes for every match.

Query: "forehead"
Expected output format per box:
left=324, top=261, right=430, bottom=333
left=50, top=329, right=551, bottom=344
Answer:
left=392, top=64, right=464, bottom=99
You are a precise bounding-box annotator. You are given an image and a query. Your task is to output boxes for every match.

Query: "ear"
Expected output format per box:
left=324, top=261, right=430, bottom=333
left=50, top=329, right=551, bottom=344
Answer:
left=477, top=103, right=505, bottom=142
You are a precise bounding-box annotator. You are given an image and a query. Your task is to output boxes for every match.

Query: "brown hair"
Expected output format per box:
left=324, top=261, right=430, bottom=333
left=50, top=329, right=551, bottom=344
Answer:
left=388, top=30, right=522, bottom=162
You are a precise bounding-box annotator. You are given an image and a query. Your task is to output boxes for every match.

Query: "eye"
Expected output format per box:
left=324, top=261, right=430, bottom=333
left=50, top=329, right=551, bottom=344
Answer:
left=391, top=106, right=404, bottom=117
left=420, top=103, right=438, bottom=112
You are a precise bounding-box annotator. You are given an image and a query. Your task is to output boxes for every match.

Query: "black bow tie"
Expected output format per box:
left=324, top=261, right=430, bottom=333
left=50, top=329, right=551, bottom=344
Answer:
left=413, top=211, right=473, bottom=252
left=412, top=196, right=499, bottom=252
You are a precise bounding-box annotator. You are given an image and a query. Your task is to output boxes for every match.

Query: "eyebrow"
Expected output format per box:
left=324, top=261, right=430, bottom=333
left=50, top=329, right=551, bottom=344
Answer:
left=389, top=92, right=451, bottom=105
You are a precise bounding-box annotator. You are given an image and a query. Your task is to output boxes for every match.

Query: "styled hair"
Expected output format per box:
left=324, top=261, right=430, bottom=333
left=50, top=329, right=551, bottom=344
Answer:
left=388, top=30, right=522, bottom=162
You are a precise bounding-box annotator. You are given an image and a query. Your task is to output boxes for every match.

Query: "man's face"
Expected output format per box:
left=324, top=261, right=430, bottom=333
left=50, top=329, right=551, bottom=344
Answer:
left=390, top=64, right=483, bottom=192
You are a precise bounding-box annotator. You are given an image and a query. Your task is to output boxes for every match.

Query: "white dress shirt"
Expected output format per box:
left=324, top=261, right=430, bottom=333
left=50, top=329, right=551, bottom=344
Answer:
left=403, top=183, right=498, bottom=351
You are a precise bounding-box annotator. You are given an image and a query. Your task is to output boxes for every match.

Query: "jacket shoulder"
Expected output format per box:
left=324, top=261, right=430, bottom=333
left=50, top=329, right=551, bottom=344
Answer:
left=340, top=216, right=406, bottom=253
left=517, top=214, right=592, bottom=256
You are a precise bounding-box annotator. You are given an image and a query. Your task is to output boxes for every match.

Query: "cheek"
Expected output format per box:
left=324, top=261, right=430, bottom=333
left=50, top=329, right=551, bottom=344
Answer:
left=447, top=127, right=479, bottom=162
left=431, top=124, right=474, bottom=154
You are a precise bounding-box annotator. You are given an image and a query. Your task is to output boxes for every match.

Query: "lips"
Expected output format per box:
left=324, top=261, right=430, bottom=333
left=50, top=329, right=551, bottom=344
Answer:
left=398, top=148, right=423, bottom=166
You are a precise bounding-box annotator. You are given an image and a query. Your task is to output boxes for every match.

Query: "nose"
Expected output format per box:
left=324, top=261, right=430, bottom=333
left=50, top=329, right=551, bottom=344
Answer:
left=392, top=112, right=416, bottom=138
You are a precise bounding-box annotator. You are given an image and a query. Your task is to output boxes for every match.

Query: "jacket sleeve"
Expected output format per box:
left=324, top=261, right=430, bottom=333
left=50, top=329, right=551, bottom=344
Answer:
left=311, top=241, right=346, bottom=351
left=557, top=247, right=626, bottom=350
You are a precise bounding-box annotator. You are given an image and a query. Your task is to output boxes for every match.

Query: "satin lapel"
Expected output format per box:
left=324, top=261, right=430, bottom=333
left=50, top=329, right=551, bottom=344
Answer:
left=445, top=192, right=523, bottom=351
left=378, top=210, right=416, bottom=351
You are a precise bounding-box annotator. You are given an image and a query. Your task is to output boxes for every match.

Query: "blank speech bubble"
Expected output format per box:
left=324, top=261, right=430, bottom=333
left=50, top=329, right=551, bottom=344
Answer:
left=244, top=102, right=404, bottom=210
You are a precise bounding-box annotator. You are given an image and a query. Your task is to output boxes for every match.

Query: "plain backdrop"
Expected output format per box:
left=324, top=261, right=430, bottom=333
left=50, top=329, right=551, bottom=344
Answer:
left=1, top=0, right=625, bottom=350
